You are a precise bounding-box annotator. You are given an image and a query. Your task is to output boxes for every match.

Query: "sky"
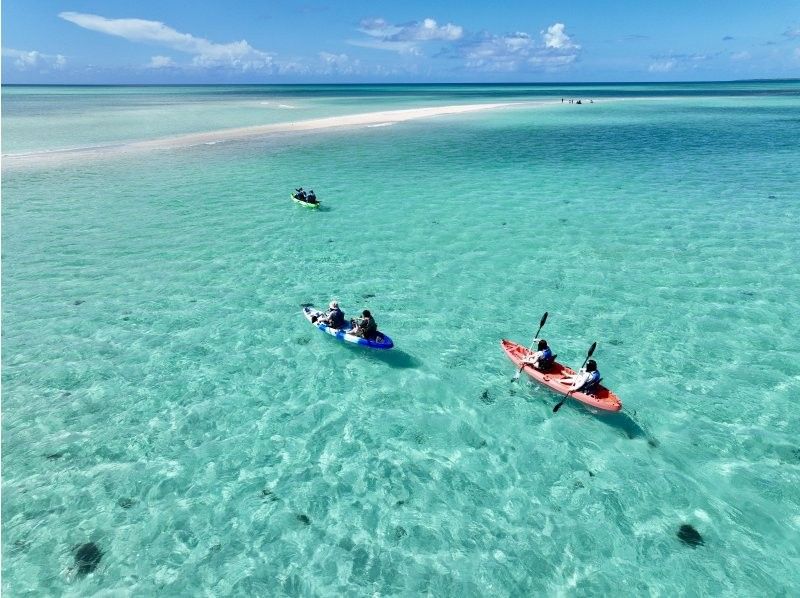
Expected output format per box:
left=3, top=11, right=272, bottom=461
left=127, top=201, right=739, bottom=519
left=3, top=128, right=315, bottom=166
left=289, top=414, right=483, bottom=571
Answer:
left=2, top=1, right=800, bottom=83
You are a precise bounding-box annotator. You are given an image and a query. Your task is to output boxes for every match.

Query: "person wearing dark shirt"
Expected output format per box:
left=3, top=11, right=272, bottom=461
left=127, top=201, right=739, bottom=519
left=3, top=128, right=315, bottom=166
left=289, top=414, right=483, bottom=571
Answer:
left=350, top=310, right=377, bottom=339
left=317, top=301, right=345, bottom=329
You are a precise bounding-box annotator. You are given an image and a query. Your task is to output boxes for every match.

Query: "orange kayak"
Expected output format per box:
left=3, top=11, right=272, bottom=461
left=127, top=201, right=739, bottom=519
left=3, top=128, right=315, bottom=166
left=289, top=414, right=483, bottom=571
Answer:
left=500, top=339, right=622, bottom=412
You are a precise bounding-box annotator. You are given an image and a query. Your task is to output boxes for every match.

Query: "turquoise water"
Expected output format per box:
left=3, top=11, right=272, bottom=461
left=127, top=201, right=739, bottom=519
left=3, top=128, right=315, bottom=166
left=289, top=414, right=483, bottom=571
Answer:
left=3, top=83, right=800, bottom=595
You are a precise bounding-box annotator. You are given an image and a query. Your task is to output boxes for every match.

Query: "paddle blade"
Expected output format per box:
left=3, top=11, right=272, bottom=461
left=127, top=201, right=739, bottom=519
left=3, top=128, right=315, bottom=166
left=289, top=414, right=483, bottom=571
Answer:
left=540, top=312, right=548, bottom=328
left=587, top=342, right=597, bottom=358
left=553, top=399, right=565, bottom=413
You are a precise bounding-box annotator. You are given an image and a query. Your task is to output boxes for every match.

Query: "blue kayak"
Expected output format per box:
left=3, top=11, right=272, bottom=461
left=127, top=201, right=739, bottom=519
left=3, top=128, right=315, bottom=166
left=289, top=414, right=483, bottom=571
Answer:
left=302, top=307, right=394, bottom=350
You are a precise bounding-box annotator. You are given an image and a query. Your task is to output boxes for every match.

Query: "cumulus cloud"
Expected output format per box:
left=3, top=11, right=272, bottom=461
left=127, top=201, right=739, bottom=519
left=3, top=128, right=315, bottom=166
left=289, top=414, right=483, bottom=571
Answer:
left=3, top=47, right=66, bottom=70
left=147, top=55, right=176, bottom=68
left=59, top=11, right=274, bottom=71
left=455, top=24, right=580, bottom=72
left=318, top=51, right=360, bottom=74
left=543, top=23, right=579, bottom=50
left=350, top=17, right=463, bottom=54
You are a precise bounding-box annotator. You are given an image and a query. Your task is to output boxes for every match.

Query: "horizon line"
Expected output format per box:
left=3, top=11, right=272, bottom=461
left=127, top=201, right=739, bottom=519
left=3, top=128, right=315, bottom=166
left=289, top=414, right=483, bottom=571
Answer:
left=3, top=78, right=799, bottom=87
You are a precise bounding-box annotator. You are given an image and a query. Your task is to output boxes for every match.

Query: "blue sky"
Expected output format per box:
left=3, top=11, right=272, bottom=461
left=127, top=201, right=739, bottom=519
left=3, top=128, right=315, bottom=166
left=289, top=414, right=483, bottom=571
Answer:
left=3, top=1, right=799, bottom=83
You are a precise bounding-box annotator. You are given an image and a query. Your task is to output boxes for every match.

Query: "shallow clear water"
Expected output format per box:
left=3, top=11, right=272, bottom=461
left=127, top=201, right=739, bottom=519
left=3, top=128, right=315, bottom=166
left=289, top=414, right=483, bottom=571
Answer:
left=2, top=84, right=800, bottom=595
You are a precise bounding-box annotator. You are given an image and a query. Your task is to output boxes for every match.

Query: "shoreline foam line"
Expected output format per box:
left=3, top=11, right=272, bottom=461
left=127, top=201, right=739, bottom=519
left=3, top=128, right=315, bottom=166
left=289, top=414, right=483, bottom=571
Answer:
left=2, top=101, right=544, bottom=170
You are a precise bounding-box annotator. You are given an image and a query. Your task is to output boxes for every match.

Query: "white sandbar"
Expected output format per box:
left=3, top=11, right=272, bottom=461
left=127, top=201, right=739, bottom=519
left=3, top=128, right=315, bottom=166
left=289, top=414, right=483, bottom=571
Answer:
left=2, top=101, right=549, bottom=170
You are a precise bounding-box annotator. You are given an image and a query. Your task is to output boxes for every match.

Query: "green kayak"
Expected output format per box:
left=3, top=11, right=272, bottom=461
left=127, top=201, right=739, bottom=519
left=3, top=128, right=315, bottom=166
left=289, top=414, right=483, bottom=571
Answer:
left=291, top=193, right=320, bottom=208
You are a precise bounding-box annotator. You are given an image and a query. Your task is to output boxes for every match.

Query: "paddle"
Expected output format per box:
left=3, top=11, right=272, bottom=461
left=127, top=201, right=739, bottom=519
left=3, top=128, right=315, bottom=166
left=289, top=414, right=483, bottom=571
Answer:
left=553, top=341, right=596, bottom=413
left=512, top=311, right=548, bottom=381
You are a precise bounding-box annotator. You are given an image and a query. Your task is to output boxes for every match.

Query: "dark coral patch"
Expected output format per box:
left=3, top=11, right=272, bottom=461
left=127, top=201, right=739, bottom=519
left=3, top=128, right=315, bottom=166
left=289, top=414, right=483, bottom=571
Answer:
left=296, top=514, right=311, bottom=525
left=74, top=542, right=102, bottom=576
left=677, top=524, right=704, bottom=547
left=117, top=498, right=135, bottom=509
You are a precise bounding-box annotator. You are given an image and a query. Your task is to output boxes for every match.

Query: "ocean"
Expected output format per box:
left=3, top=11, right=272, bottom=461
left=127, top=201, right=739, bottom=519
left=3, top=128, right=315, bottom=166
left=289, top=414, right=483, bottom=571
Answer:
left=2, top=82, right=799, bottom=595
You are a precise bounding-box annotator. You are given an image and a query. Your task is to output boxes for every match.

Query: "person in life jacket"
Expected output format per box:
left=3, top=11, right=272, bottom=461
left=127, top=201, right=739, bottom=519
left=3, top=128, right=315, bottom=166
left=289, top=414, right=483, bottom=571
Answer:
left=294, top=187, right=307, bottom=200
left=561, top=359, right=601, bottom=393
left=316, top=301, right=345, bottom=329
left=522, top=339, right=554, bottom=371
left=306, top=190, right=318, bottom=204
left=350, top=309, right=378, bottom=340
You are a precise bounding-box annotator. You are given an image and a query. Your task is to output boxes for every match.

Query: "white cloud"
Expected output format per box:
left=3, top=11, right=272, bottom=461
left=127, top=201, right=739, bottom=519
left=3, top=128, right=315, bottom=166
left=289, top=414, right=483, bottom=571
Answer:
left=730, top=51, right=751, bottom=61
left=319, top=52, right=349, bottom=66
left=351, top=17, right=463, bottom=54
left=648, top=53, right=712, bottom=73
left=318, top=51, right=360, bottom=74
left=543, top=23, right=579, bottom=50
left=59, top=11, right=274, bottom=71
left=461, top=32, right=534, bottom=71
left=148, top=55, right=176, bottom=68
left=349, top=38, right=422, bottom=55
left=3, top=47, right=66, bottom=70
left=456, top=25, right=581, bottom=72
left=404, top=18, right=463, bottom=42
left=648, top=59, right=677, bottom=73
left=358, top=18, right=402, bottom=39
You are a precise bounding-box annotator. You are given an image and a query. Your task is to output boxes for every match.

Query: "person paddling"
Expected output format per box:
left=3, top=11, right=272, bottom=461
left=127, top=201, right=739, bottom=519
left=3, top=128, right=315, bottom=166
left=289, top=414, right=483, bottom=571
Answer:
left=522, top=339, right=554, bottom=371
left=316, top=301, right=345, bottom=329
left=561, top=359, right=601, bottom=393
left=307, top=190, right=318, bottom=204
left=350, top=309, right=378, bottom=340
left=294, top=187, right=307, bottom=200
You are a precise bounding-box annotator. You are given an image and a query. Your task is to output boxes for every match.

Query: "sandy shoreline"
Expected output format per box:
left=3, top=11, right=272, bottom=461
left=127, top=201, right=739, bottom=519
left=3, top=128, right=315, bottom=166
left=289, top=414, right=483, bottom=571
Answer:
left=2, top=101, right=548, bottom=170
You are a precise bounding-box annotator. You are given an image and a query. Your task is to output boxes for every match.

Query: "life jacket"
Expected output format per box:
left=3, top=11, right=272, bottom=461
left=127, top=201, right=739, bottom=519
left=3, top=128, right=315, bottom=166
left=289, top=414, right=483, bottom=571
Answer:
left=583, top=370, right=601, bottom=391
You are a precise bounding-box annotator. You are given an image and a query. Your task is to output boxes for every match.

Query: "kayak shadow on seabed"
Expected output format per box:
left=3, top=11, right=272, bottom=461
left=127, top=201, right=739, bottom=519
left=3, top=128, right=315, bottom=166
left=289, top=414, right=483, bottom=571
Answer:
left=556, top=399, right=657, bottom=446
left=344, top=344, right=421, bottom=369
